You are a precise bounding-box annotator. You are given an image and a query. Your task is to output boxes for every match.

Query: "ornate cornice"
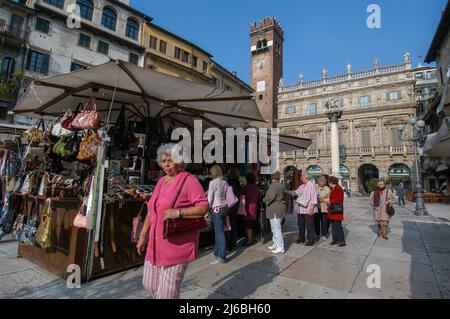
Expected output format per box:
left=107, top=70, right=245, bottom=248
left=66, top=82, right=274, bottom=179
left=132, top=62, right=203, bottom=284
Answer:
left=275, top=103, right=416, bottom=124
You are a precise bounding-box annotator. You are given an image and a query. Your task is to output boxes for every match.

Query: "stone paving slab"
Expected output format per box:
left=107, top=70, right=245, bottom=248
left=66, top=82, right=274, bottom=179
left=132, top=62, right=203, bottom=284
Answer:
left=351, top=269, right=442, bottom=299
left=280, top=256, right=361, bottom=292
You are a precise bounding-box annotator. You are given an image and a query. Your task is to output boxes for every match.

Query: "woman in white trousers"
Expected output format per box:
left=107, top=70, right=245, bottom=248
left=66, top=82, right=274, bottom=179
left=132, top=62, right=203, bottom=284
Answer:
left=263, top=172, right=286, bottom=254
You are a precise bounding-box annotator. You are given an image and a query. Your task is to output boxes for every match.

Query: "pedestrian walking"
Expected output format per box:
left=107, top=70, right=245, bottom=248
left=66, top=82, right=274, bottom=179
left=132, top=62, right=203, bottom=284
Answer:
left=263, top=172, right=286, bottom=254
left=316, top=175, right=331, bottom=240
left=136, top=143, right=209, bottom=299
left=395, top=182, right=406, bottom=206
left=286, top=172, right=318, bottom=246
left=327, top=176, right=346, bottom=247
left=241, top=173, right=259, bottom=246
left=370, top=180, right=395, bottom=240
left=207, top=165, right=229, bottom=264
left=225, top=168, right=241, bottom=252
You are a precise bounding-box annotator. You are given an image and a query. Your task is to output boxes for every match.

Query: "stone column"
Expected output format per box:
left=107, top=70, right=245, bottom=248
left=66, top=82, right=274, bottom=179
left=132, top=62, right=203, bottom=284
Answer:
left=327, top=111, right=343, bottom=178
left=350, top=120, right=354, bottom=148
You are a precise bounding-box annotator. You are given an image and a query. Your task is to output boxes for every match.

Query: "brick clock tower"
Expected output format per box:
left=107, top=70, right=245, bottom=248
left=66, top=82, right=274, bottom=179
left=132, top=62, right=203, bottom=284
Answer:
left=250, top=17, right=284, bottom=128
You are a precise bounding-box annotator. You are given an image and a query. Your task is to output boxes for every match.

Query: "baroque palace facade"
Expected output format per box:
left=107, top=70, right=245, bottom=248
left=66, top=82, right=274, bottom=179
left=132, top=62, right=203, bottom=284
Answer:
left=277, top=53, right=428, bottom=194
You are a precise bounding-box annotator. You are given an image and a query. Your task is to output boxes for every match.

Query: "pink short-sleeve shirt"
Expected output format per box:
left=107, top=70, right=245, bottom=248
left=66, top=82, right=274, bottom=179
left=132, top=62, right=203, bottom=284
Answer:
left=145, top=171, right=208, bottom=267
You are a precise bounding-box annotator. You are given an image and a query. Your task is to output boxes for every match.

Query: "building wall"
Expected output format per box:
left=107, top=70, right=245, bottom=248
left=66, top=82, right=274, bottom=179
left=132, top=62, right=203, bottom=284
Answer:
left=436, top=33, right=450, bottom=86
left=277, top=57, right=416, bottom=193
left=25, top=0, right=145, bottom=80
left=143, top=23, right=211, bottom=81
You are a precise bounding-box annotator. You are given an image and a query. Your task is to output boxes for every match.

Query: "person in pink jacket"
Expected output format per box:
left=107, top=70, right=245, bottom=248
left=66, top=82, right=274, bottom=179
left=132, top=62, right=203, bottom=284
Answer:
left=136, top=143, right=209, bottom=299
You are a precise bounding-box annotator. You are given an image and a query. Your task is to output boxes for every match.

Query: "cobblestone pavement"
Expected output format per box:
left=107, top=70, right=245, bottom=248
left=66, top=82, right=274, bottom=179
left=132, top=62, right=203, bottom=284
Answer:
left=1, top=196, right=449, bottom=299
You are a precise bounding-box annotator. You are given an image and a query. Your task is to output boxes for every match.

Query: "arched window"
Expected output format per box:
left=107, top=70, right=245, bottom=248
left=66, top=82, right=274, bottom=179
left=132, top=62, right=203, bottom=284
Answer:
left=306, top=165, right=323, bottom=177
left=101, top=7, right=117, bottom=31
left=125, top=18, right=139, bottom=40
left=76, top=0, right=93, bottom=21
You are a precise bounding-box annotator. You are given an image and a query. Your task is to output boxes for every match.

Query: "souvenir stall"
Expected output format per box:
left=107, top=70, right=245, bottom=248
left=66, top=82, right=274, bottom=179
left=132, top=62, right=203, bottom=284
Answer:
left=6, top=60, right=276, bottom=282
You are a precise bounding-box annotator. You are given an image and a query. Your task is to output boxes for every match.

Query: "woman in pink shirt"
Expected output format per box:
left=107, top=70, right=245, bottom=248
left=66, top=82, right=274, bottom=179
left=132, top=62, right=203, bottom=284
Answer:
left=136, top=143, right=209, bottom=299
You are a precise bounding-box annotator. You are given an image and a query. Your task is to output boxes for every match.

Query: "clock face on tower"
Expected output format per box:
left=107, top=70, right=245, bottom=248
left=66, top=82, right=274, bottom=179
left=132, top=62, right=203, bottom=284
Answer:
left=253, top=54, right=267, bottom=74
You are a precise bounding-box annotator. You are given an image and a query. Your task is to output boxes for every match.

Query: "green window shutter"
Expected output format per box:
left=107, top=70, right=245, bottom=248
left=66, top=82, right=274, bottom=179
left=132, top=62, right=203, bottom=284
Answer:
left=26, top=50, right=32, bottom=70
left=42, top=54, right=50, bottom=75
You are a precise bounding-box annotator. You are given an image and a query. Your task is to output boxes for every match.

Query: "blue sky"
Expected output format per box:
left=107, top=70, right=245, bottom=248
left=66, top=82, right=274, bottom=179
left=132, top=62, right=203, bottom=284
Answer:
left=133, top=0, right=446, bottom=85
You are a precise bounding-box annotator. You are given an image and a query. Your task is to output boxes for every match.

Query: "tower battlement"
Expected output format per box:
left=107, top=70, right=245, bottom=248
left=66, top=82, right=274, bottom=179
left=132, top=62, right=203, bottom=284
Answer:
left=250, top=16, right=284, bottom=37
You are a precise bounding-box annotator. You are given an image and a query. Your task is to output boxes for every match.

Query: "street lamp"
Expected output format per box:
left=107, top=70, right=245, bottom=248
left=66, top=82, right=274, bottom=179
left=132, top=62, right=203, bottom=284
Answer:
left=397, top=117, right=428, bottom=216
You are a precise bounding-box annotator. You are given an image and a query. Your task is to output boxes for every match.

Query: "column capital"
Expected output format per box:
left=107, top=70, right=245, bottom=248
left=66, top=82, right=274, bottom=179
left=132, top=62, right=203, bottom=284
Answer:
left=327, top=111, right=343, bottom=123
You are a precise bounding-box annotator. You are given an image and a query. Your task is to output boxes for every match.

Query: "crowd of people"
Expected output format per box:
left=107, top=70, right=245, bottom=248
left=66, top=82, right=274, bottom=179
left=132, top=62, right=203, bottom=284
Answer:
left=137, top=143, right=398, bottom=299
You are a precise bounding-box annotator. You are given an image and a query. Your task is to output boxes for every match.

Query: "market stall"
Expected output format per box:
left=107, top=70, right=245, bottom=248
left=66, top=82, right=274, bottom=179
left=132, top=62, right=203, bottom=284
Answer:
left=2, top=60, right=284, bottom=282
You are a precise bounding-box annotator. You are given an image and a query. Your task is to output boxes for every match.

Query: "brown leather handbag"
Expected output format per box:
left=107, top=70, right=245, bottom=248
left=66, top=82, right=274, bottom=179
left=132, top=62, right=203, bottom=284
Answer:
left=386, top=190, right=396, bottom=217
left=163, top=174, right=207, bottom=239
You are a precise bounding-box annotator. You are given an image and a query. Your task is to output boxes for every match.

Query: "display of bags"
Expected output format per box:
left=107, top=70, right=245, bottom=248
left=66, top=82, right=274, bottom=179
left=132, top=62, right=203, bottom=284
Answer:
left=35, top=199, right=54, bottom=249
left=131, top=202, right=146, bottom=243
left=51, top=110, right=74, bottom=137
left=70, top=98, right=101, bottom=130
left=77, top=131, right=101, bottom=161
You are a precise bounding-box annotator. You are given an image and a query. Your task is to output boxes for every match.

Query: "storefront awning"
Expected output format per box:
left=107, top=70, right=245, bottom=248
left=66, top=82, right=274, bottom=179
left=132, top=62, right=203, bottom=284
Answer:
left=423, top=117, right=450, bottom=157
left=13, top=60, right=267, bottom=129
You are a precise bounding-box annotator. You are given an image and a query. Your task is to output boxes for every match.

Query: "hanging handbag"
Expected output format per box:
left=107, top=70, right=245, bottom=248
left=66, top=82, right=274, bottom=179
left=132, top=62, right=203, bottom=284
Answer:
left=62, top=103, right=83, bottom=131
left=131, top=202, right=147, bottom=243
left=38, top=172, right=50, bottom=196
left=386, top=190, right=396, bottom=217
left=73, top=176, right=94, bottom=229
left=13, top=173, right=25, bottom=193
left=20, top=171, right=36, bottom=195
left=51, top=110, right=74, bottom=137
left=23, top=119, right=46, bottom=144
left=35, top=199, right=54, bottom=249
left=23, top=199, right=40, bottom=245
left=11, top=213, right=26, bottom=240
left=70, top=98, right=101, bottom=130
left=64, top=133, right=81, bottom=155
left=77, top=130, right=101, bottom=161
left=163, top=174, right=207, bottom=239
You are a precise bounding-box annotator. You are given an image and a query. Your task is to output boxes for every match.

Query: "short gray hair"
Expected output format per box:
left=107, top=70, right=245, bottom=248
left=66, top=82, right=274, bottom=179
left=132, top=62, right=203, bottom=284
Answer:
left=156, top=143, right=186, bottom=169
left=302, top=171, right=312, bottom=180
left=317, top=175, right=327, bottom=183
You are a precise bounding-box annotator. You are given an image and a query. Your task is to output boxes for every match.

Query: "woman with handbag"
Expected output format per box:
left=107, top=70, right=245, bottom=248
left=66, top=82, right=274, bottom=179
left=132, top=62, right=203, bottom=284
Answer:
left=370, top=180, right=395, bottom=240
left=285, top=172, right=318, bottom=246
left=328, top=176, right=346, bottom=247
left=136, top=143, right=209, bottom=299
left=207, top=165, right=229, bottom=264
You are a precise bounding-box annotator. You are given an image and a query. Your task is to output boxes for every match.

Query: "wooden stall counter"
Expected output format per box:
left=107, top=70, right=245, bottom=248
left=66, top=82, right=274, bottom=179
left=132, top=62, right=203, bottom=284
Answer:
left=17, top=195, right=146, bottom=282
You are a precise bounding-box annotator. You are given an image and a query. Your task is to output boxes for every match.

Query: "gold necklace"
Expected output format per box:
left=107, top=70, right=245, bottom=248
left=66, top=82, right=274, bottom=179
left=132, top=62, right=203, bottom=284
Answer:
left=165, top=175, right=177, bottom=184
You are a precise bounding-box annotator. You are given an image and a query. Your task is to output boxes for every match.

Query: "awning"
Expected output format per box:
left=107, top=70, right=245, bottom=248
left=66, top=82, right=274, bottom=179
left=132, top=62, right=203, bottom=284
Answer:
left=13, top=60, right=267, bottom=129
left=423, top=116, right=450, bottom=157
